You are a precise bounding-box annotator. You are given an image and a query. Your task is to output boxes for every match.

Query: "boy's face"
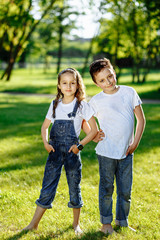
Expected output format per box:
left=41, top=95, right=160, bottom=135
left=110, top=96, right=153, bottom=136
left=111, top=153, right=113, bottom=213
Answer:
left=94, top=68, right=117, bottom=94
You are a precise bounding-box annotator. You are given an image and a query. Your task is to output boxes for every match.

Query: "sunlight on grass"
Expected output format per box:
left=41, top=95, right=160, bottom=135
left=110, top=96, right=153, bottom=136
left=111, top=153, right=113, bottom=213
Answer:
left=0, top=67, right=160, bottom=99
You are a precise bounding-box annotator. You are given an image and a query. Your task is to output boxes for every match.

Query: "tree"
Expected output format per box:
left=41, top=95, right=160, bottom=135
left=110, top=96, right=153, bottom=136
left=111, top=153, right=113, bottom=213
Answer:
left=94, top=0, right=160, bottom=83
left=0, top=0, right=57, bottom=81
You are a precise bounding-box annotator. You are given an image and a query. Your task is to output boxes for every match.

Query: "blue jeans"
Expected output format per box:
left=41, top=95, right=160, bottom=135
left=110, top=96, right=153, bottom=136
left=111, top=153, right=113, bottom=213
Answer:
left=97, top=154, right=133, bottom=227
left=36, top=141, right=83, bottom=209
left=36, top=118, right=83, bottom=209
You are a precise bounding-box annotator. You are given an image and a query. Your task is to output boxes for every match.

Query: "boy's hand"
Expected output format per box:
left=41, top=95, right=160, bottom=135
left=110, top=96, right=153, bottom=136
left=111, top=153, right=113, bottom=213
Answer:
left=93, top=129, right=105, bottom=143
left=68, top=145, right=79, bottom=154
left=44, top=142, right=55, bottom=153
left=126, top=143, right=137, bottom=156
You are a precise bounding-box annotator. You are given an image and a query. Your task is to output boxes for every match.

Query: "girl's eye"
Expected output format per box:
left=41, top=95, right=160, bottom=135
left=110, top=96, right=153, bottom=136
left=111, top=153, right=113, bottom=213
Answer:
left=72, top=82, right=75, bottom=85
left=100, top=80, right=104, bottom=83
left=108, top=75, right=113, bottom=78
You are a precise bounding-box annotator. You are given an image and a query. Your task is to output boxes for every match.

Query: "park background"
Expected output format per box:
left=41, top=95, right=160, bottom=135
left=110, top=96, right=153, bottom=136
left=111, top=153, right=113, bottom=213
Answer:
left=0, top=0, right=160, bottom=239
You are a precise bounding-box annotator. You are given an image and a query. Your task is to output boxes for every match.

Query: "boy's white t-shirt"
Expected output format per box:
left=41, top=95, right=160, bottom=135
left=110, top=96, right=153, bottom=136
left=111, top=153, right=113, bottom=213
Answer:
left=46, top=97, right=94, bottom=137
left=89, top=85, right=142, bottom=159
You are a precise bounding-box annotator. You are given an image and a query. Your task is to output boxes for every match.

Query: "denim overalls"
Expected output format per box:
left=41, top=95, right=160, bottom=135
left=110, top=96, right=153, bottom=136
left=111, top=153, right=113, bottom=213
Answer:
left=36, top=100, right=83, bottom=209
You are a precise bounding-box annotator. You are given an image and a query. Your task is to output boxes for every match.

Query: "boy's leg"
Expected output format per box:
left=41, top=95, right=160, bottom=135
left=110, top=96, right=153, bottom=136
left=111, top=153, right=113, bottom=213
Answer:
left=115, top=154, right=133, bottom=227
left=97, top=154, right=116, bottom=234
left=22, top=206, right=46, bottom=230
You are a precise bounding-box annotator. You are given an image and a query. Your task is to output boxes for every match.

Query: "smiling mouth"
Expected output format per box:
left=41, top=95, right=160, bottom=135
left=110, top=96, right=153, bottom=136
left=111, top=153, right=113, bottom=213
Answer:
left=106, top=84, right=113, bottom=88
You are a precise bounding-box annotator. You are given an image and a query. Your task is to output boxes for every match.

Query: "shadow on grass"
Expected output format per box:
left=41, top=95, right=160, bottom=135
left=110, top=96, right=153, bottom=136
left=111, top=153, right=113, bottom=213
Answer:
left=5, top=228, right=109, bottom=240
left=5, top=230, right=29, bottom=240
left=72, top=230, right=109, bottom=240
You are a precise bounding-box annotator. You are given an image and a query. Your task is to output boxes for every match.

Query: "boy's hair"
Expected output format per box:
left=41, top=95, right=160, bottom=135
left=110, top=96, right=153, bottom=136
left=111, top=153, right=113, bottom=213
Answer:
left=89, top=58, right=114, bottom=83
left=53, top=68, right=86, bottom=118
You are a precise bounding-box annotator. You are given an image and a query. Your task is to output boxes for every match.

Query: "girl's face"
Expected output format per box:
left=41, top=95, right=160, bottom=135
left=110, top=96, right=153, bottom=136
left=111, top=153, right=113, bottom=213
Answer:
left=94, top=68, right=117, bottom=94
left=58, top=72, right=78, bottom=99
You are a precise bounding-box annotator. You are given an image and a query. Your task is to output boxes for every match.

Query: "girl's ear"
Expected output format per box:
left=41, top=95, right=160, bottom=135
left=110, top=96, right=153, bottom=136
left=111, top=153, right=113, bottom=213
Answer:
left=58, top=84, right=61, bottom=89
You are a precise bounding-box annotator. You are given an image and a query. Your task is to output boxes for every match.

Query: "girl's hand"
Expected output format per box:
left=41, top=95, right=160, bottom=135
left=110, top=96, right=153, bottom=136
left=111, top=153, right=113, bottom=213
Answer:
left=68, top=145, right=79, bottom=154
left=44, top=142, right=55, bottom=153
left=93, top=129, right=105, bottom=143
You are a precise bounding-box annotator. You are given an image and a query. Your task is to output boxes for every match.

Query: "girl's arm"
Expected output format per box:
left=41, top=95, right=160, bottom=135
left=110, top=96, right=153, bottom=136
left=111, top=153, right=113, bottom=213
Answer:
left=41, top=118, right=55, bottom=153
left=69, top=116, right=98, bottom=154
left=82, top=119, right=105, bottom=143
left=126, top=104, right=146, bottom=156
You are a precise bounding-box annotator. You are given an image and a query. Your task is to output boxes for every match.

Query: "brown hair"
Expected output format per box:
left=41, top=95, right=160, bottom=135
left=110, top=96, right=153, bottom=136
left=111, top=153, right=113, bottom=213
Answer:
left=89, top=58, right=114, bottom=83
left=53, top=68, right=86, bottom=118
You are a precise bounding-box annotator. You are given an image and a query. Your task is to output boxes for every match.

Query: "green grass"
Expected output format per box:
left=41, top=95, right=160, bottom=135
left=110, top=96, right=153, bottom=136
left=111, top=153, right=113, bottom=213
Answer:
left=0, top=67, right=160, bottom=99
left=0, top=93, right=160, bottom=239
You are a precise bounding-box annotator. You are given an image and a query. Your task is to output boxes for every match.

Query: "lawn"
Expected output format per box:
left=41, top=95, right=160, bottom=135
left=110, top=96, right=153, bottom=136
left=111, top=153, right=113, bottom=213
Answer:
left=0, top=93, right=160, bottom=240
left=0, top=67, right=160, bottom=99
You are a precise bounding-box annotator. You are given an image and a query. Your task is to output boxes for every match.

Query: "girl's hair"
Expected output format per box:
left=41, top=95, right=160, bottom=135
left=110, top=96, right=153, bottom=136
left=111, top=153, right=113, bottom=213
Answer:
left=89, top=58, right=114, bottom=83
left=53, top=68, right=86, bottom=118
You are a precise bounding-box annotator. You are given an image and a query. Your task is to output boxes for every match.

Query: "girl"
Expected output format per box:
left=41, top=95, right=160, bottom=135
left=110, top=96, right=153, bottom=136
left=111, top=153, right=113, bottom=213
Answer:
left=23, top=68, right=98, bottom=235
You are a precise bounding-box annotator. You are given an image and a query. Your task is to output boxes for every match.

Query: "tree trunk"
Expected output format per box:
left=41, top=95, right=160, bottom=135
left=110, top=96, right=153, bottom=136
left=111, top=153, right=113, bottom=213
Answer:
left=57, top=25, right=63, bottom=74
left=81, top=41, right=93, bottom=77
left=1, top=0, right=57, bottom=81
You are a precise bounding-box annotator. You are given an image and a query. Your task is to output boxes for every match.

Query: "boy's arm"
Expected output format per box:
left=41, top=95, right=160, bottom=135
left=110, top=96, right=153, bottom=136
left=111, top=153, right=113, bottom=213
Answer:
left=82, top=119, right=105, bottom=142
left=69, top=116, right=98, bottom=154
left=126, top=104, right=146, bottom=156
left=41, top=118, right=55, bottom=153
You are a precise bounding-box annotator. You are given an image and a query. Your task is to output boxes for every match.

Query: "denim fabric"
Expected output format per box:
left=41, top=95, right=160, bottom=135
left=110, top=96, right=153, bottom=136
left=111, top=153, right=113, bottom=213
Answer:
left=36, top=113, right=83, bottom=209
left=97, top=154, right=133, bottom=226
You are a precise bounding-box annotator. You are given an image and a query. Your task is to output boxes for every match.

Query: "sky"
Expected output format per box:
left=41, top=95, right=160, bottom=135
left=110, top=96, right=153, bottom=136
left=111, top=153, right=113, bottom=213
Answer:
left=69, top=0, right=101, bottom=39
left=32, top=0, right=101, bottom=39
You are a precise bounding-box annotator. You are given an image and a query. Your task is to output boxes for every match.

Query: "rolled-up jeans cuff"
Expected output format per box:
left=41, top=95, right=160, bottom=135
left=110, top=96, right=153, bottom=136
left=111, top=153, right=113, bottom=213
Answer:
left=68, top=202, right=83, bottom=208
left=35, top=200, right=52, bottom=209
left=115, top=219, right=128, bottom=227
left=100, top=214, right=113, bottom=224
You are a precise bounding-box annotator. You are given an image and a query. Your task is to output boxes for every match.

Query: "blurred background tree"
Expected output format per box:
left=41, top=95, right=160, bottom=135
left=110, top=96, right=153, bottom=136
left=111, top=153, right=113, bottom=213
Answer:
left=0, top=0, right=57, bottom=81
left=0, top=0, right=159, bottom=81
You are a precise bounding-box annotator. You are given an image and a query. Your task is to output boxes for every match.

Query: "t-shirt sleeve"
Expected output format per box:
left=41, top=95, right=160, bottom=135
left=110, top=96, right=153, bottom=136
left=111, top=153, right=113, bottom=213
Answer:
left=89, top=98, right=97, bottom=117
left=46, top=101, right=53, bottom=120
left=80, top=101, right=95, bottom=121
left=132, top=89, right=142, bottom=109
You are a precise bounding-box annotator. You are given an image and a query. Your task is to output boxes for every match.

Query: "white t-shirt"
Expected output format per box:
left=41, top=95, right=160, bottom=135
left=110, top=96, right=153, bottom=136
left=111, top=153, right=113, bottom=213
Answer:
left=46, top=97, right=94, bottom=137
left=89, top=85, right=142, bottom=159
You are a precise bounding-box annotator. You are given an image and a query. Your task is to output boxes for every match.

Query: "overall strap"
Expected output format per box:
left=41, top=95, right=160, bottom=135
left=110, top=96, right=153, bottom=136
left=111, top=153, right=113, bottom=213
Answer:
left=68, top=100, right=79, bottom=118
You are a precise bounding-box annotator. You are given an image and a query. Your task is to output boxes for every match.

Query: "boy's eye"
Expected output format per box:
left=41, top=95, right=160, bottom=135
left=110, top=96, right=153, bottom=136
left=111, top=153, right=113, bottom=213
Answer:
left=100, top=80, right=104, bottom=83
left=108, top=75, right=113, bottom=78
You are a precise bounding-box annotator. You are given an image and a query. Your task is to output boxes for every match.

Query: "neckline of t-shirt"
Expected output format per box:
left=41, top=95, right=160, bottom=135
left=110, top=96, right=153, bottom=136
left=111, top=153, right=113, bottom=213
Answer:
left=60, top=97, right=76, bottom=106
left=101, top=85, right=122, bottom=97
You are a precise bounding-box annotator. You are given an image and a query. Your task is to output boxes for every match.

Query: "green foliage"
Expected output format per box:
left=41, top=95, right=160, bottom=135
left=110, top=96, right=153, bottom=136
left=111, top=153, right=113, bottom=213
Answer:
left=95, top=0, right=160, bottom=75
left=0, top=94, right=160, bottom=239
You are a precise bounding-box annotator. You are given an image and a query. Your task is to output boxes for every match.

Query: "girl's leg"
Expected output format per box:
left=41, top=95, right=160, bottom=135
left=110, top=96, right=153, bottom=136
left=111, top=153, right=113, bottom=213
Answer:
left=22, top=206, right=46, bottom=230
left=64, top=153, right=83, bottom=235
left=73, top=208, right=83, bottom=235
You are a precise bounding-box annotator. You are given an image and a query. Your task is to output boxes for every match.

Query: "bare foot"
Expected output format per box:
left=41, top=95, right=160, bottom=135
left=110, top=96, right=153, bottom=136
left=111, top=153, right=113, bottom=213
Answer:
left=101, top=224, right=115, bottom=235
left=22, top=224, right=38, bottom=231
left=73, top=224, right=83, bottom=236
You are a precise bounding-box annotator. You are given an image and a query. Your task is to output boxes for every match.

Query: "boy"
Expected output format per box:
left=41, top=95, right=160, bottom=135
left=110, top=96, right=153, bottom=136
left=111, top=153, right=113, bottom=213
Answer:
left=89, top=58, right=145, bottom=234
